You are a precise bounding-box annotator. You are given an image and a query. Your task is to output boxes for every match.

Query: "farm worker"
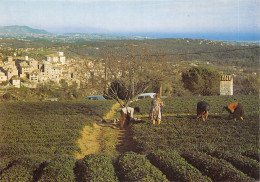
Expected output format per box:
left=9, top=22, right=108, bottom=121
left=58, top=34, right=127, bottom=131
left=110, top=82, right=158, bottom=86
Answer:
left=149, top=93, right=164, bottom=125
left=197, top=101, right=210, bottom=122
left=223, top=102, right=244, bottom=121
left=120, top=107, right=140, bottom=130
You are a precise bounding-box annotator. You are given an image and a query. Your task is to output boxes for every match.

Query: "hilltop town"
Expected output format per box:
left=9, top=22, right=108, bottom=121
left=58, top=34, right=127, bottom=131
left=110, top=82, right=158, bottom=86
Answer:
left=0, top=51, right=105, bottom=90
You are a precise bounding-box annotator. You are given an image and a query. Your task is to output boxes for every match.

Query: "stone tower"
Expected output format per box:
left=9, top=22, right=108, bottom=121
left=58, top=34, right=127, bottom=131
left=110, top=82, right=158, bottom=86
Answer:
left=220, top=75, right=233, bottom=95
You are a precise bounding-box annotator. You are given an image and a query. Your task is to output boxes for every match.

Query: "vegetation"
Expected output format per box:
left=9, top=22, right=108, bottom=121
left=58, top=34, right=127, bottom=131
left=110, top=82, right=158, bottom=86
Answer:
left=182, top=66, right=220, bottom=95
left=202, top=150, right=260, bottom=179
left=181, top=151, right=254, bottom=181
left=147, top=150, right=211, bottom=182
left=0, top=100, right=114, bottom=159
left=116, top=152, right=168, bottom=182
left=130, top=95, right=259, bottom=153
left=77, top=154, right=118, bottom=182
left=0, top=95, right=259, bottom=181
left=0, top=33, right=259, bottom=180
left=39, top=156, right=76, bottom=182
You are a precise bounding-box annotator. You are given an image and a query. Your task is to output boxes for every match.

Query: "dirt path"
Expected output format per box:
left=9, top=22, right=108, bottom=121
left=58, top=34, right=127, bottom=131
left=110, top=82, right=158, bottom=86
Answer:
left=75, top=103, right=137, bottom=159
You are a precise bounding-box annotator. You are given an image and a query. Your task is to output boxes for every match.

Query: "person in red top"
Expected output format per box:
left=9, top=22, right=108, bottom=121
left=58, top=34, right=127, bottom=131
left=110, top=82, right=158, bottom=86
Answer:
left=224, top=102, right=244, bottom=121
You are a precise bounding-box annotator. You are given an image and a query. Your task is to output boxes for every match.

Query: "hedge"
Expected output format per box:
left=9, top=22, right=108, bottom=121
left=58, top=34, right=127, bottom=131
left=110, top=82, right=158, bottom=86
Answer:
left=117, top=152, right=168, bottom=182
left=205, top=150, right=260, bottom=180
left=39, top=156, right=76, bottom=182
left=242, top=150, right=260, bottom=162
left=78, top=154, right=118, bottom=182
left=147, top=150, right=212, bottom=182
left=181, top=151, right=254, bottom=182
left=0, top=156, right=47, bottom=182
left=0, top=163, right=32, bottom=182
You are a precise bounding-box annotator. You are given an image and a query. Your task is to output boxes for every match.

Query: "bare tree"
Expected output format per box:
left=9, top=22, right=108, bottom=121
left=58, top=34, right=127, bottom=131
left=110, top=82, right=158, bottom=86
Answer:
left=101, top=43, right=174, bottom=107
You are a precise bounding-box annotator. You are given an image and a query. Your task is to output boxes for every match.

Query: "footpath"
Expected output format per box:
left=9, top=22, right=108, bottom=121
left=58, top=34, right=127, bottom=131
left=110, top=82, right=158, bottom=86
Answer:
left=75, top=103, right=137, bottom=159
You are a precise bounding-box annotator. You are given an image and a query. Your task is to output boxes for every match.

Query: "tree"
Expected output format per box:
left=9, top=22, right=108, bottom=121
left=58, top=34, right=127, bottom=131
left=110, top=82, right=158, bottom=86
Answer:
left=102, top=44, right=174, bottom=106
left=182, top=66, right=220, bottom=96
left=241, top=74, right=259, bottom=95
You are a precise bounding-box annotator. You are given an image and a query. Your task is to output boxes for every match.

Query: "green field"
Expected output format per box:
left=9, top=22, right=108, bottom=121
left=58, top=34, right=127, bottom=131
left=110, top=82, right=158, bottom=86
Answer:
left=0, top=95, right=259, bottom=181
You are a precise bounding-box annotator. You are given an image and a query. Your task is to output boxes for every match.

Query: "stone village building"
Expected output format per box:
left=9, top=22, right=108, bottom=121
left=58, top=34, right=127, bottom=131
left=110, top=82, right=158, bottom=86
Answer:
left=0, top=52, right=80, bottom=88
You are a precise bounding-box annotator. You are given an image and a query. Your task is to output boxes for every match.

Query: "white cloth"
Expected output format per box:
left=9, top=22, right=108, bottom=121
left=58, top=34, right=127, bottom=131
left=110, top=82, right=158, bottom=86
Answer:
left=121, top=107, right=134, bottom=118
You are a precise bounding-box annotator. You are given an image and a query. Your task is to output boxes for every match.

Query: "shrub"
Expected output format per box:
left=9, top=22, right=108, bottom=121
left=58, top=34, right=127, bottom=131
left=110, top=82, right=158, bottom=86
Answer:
left=182, top=66, right=220, bottom=96
left=117, top=152, right=168, bottom=182
left=205, top=150, right=260, bottom=180
left=242, top=149, right=260, bottom=162
left=79, top=154, right=118, bottom=182
left=39, top=156, right=76, bottom=182
left=0, top=157, right=12, bottom=171
left=181, top=151, right=254, bottom=182
left=147, top=150, right=212, bottom=182
left=0, top=163, right=32, bottom=182
left=0, top=156, right=47, bottom=182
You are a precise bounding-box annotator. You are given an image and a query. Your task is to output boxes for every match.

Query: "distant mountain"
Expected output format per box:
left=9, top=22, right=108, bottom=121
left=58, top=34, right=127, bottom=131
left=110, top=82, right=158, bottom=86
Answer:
left=0, top=25, right=149, bottom=41
left=0, top=25, right=50, bottom=34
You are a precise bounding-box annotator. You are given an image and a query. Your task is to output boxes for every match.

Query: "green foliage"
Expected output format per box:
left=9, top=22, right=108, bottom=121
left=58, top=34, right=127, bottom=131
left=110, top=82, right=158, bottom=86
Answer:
left=79, top=154, right=118, bottom=182
left=181, top=151, right=254, bottom=182
left=117, top=152, right=168, bottom=182
left=131, top=95, right=259, bottom=154
left=39, top=156, right=76, bottom=182
left=182, top=66, right=220, bottom=95
left=147, top=150, right=212, bottom=182
left=242, top=150, right=260, bottom=162
left=0, top=156, right=46, bottom=182
left=0, top=80, right=9, bottom=86
left=131, top=95, right=259, bottom=115
left=0, top=100, right=115, bottom=159
left=241, top=74, right=259, bottom=95
left=0, top=163, right=33, bottom=182
left=203, top=150, right=260, bottom=180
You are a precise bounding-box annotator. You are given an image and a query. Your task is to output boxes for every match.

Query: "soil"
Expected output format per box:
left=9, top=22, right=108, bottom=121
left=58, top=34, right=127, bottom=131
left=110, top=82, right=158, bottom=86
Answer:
left=75, top=103, right=138, bottom=159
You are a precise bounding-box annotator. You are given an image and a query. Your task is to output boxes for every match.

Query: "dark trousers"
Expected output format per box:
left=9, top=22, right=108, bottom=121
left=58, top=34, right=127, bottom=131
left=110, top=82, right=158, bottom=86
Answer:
left=120, top=111, right=131, bottom=130
left=228, top=103, right=244, bottom=120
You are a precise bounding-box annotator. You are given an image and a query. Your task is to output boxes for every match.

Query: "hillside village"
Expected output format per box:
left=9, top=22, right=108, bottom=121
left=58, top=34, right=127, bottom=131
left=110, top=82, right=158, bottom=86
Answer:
left=0, top=51, right=103, bottom=89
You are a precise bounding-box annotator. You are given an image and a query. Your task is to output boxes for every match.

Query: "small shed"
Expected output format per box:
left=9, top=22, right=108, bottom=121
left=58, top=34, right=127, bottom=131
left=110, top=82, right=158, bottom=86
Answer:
left=220, top=75, right=233, bottom=95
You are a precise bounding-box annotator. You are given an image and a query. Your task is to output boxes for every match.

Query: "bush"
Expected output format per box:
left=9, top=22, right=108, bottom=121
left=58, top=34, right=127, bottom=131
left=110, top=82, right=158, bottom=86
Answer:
left=0, top=163, right=33, bottom=182
left=147, top=150, right=212, bottom=182
left=181, top=151, right=254, bottom=182
left=242, top=149, right=260, bottom=162
left=182, top=66, right=220, bottom=96
left=205, top=150, right=260, bottom=180
left=117, top=152, right=168, bottom=182
left=39, top=156, right=76, bottom=182
left=0, top=156, right=47, bottom=182
left=79, top=154, right=118, bottom=182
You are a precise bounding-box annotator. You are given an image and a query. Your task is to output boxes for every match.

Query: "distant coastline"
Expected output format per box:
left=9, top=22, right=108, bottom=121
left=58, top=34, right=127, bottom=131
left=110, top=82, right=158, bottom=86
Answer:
left=110, top=32, right=260, bottom=41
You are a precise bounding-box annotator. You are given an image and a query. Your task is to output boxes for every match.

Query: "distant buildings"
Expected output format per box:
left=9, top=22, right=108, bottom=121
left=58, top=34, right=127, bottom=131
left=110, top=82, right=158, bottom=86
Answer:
left=0, top=52, right=78, bottom=88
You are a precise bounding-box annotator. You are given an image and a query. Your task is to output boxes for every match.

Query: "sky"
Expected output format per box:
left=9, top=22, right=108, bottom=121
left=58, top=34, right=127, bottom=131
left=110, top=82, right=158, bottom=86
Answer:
left=0, top=0, right=259, bottom=40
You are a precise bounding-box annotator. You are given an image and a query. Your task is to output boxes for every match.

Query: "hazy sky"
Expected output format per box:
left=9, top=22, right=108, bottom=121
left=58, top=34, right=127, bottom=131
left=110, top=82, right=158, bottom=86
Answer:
left=0, top=0, right=259, bottom=34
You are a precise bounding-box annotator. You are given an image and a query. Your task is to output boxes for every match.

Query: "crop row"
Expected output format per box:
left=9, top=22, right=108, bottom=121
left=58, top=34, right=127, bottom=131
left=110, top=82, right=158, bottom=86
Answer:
left=181, top=151, right=254, bottom=181
left=131, top=115, right=259, bottom=155
left=0, top=100, right=115, bottom=160
left=202, top=150, right=260, bottom=179
left=131, top=95, right=259, bottom=115
left=1, top=151, right=258, bottom=181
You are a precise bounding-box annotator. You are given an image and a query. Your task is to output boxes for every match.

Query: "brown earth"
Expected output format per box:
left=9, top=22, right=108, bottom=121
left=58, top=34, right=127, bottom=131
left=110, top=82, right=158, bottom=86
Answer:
left=75, top=103, right=138, bottom=159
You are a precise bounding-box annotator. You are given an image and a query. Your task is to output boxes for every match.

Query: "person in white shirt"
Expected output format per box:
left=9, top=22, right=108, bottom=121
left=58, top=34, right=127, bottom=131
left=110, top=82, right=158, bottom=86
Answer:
left=120, top=107, right=140, bottom=129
